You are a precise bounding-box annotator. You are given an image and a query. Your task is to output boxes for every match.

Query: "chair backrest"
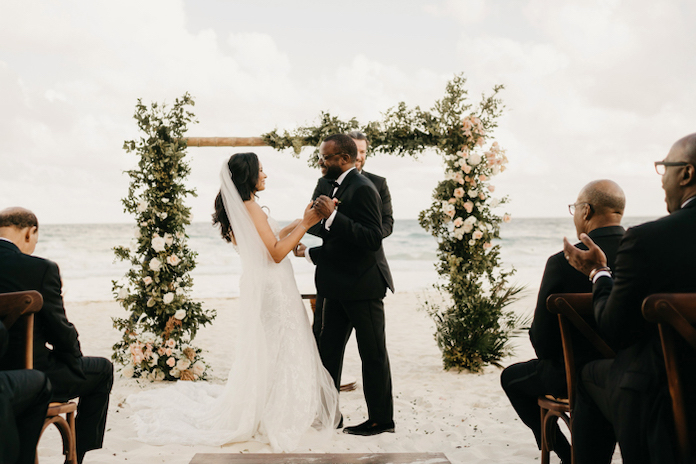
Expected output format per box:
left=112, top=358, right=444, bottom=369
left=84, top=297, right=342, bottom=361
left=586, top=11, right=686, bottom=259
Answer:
left=546, top=293, right=615, bottom=408
left=642, top=293, right=696, bottom=464
left=0, top=290, right=43, bottom=369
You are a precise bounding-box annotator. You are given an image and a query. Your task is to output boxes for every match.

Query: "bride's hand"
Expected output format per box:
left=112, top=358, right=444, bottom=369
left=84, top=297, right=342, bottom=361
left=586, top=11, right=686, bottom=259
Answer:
left=303, top=201, right=322, bottom=226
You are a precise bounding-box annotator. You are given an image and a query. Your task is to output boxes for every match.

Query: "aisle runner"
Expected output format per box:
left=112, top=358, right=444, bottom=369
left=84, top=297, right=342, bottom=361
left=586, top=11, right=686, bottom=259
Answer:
left=190, top=453, right=451, bottom=464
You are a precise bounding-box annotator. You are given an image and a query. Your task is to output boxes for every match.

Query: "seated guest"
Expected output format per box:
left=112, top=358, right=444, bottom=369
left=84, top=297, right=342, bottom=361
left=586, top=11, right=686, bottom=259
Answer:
left=0, top=207, right=113, bottom=464
left=564, top=133, right=696, bottom=463
left=0, top=320, right=52, bottom=464
left=501, top=180, right=626, bottom=463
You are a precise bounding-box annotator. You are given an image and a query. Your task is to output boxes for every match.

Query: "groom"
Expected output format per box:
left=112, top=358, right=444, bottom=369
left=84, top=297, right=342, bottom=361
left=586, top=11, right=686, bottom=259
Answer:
left=303, top=134, right=395, bottom=436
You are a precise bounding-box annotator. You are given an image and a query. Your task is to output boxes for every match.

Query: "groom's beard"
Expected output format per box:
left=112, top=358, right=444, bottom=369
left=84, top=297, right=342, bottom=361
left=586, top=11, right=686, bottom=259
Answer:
left=323, top=165, right=343, bottom=180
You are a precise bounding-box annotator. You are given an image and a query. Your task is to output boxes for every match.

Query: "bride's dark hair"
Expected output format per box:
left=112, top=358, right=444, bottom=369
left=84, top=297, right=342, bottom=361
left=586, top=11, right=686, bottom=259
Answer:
left=212, top=152, right=260, bottom=242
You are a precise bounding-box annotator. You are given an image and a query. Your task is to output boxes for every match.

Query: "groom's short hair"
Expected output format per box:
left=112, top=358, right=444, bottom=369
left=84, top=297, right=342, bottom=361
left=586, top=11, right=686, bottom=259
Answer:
left=0, top=207, right=38, bottom=230
left=324, top=134, right=357, bottom=161
left=347, top=130, right=369, bottom=148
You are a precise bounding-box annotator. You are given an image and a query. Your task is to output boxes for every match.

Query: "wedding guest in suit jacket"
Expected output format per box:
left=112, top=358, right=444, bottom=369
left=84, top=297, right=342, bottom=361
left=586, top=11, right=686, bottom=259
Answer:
left=0, top=207, right=113, bottom=464
left=564, top=133, right=696, bottom=464
left=501, top=180, right=626, bottom=463
left=0, top=320, right=52, bottom=464
left=304, top=131, right=394, bottom=348
left=297, top=134, right=395, bottom=436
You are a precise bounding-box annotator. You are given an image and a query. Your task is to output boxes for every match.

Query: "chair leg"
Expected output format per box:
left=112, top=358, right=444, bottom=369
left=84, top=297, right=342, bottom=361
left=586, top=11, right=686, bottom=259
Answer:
left=36, top=415, right=78, bottom=464
left=540, top=407, right=551, bottom=464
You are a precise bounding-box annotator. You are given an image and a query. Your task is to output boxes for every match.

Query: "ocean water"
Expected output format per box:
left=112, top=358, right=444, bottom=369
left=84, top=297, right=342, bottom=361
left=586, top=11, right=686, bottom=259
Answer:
left=32, top=217, right=657, bottom=303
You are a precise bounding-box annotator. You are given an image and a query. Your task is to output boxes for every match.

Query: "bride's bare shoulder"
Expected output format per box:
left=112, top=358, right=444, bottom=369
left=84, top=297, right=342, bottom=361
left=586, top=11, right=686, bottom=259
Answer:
left=245, top=200, right=267, bottom=221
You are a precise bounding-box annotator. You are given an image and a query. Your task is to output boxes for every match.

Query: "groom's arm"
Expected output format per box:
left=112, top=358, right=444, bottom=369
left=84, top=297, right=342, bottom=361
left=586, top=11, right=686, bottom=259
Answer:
left=330, top=184, right=383, bottom=252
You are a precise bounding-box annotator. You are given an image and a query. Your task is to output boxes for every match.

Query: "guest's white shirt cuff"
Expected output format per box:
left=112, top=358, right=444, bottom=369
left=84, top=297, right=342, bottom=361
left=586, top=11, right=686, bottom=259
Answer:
left=305, top=248, right=314, bottom=265
left=324, top=210, right=338, bottom=230
left=592, top=271, right=612, bottom=284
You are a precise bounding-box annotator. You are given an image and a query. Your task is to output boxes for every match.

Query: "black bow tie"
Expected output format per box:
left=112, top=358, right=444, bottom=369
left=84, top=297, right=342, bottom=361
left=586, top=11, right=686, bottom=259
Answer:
left=330, top=180, right=340, bottom=189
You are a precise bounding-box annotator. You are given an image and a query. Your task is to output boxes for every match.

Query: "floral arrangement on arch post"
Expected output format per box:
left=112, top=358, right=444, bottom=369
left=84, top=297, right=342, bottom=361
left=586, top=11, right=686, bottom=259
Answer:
left=263, top=74, right=522, bottom=372
left=112, top=93, right=216, bottom=381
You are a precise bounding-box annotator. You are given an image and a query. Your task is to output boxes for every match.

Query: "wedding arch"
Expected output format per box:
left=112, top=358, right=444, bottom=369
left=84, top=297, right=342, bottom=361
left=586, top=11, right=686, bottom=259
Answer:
left=114, top=75, right=521, bottom=377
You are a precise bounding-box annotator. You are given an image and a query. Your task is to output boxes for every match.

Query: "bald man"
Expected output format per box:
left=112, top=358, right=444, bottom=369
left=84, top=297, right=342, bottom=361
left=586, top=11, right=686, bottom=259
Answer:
left=564, top=134, right=696, bottom=463
left=0, top=207, right=112, bottom=464
left=501, top=180, right=626, bottom=463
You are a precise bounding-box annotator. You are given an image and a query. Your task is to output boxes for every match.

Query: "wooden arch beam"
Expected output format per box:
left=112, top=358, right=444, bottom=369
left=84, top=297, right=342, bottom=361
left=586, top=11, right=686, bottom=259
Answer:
left=185, top=137, right=268, bottom=147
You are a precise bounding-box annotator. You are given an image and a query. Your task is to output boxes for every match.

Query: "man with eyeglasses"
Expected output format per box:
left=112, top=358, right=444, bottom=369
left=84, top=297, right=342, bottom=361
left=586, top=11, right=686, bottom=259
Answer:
left=564, top=133, right=696, bottom=463
left=501, top=180, right=625, bottom=464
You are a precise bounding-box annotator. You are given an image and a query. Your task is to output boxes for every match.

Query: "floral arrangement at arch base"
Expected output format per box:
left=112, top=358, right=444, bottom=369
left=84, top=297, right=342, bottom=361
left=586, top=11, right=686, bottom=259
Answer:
left=263, top=75, right=522, bottom=372
left=112, top=93, right=216, bottom=381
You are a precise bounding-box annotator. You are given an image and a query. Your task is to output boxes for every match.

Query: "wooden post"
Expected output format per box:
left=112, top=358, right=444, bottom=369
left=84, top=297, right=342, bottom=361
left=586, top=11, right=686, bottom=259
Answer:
left=185, top=137, right=268, bottom=147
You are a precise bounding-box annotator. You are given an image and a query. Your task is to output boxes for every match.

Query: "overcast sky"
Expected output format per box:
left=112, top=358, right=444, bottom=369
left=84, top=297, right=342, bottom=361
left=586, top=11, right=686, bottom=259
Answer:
left=1, top=0, right=695, bottom=223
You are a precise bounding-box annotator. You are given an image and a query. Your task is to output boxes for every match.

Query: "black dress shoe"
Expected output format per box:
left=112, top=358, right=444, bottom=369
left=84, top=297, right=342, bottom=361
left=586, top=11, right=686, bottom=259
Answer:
left=343, top=419, right=395, bottom=436
left=336, top=414, right=343, bottom=429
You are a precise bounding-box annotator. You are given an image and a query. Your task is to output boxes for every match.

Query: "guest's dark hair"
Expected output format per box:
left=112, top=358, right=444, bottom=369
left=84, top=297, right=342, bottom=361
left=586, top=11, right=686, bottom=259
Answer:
left=324, top=134, right=357, bottom=161
left=347, top=130, right=369, bottom=148
left=212, top=152, right=260, bottom=242
left=0, top=207, right=39, bottom=230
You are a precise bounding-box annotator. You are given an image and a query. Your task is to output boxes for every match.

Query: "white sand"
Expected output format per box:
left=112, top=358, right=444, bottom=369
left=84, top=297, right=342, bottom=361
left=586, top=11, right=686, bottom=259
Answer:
left=35, top=289, right=620, bottom=464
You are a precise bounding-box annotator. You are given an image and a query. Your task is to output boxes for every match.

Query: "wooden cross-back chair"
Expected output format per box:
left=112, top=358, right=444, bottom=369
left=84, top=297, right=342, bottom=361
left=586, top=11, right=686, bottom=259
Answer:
left=642, top=294, right=696, bottom=464
left=0, top=291, right=78, bottom=464
left=538, top=293, right=616, bottom=464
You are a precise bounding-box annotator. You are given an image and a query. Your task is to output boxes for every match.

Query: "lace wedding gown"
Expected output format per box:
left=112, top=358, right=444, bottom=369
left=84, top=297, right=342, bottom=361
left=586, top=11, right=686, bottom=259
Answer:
left=128, top=165, right=339, bottom=452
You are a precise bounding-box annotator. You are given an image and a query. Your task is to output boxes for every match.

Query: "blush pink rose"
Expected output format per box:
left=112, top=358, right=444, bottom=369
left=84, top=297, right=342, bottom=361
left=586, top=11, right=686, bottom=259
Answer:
left=488, top=185, right=496, bottom=193
left=473, top=230, right=484, bottom=240
left=165, top=348, right=173, bottom=357
left=454, top=188, right=465, bottom=198
left=453, top=217, right=464, bottom=227
left=166, top=357, right=176, bottom=367
left=464, top=201, right=474, bottom=213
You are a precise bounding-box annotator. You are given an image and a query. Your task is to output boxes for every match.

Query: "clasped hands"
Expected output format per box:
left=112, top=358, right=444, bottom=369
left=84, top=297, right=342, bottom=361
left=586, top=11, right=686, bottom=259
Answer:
left=292, top=196, right=338, bottom=258
left=562, top=233, right=608, bottom=276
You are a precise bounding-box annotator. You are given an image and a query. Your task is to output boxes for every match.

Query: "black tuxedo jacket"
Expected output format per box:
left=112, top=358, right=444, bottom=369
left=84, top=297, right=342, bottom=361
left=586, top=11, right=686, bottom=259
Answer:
left=528, top=226, right=624, bottom=395
left=308, top=169, right=387, bottom=300
left=309, top=170, right=394, bottom=292
left=0, top=240, right=84, bottom=384
left=590, top=201, right=696, bottom=453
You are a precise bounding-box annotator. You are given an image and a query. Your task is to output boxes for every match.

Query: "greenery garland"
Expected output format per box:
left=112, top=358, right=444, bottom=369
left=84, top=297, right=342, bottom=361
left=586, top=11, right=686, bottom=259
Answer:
left=263, top=75, right=522, bottom=372
left=112, top=94, right=216, bottom=381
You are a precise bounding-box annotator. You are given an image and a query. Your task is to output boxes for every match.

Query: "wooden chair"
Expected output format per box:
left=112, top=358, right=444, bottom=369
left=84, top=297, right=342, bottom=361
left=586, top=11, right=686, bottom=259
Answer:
left=642, top=294, right=696, bottom=464
left=0, top=291, right=78, bottom=464
left=538, top=293, right=616, bottom=464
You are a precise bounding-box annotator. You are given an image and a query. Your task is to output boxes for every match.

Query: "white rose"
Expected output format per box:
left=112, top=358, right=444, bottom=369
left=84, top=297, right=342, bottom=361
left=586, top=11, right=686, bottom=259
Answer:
left=467, top=153, right=482, bottom=166
left=176, top=358, right=191, bottom=371
left=166, top=254, right=181, bottom=266
left=175, top=287, right=185, bottom=296
left=468, top=239, right=476, bottom=246
left=159, top=212, right=168, bottom=220
left=149, top=258, right=162, bottom=271
left=464, top=216, right=477, bottom=226
left=164, top=233, right=173, bottom=246
left=142, top=276, right=153, bottom=286
left=174, top=309, right=186, bottom=320
left=170, top=367, right=181, bottom=378
left=151, top=236, right=166, bottom=253
left=163, top=292, right=175, bottom=304
left=467, top=188, right=478, bottom=198
left=490, top=198, right=501, bottom=208
left=122, top=365, right=134, bottom=378
left=117, top=287, right=128, bottom=300
left=137, top=201, right=148, bottom=213
left=191, top=361, right=205, bottom=376
left=462, top=223, right=474, bottom=233
left=491, top=165, right=501, bottom=175
left=161, top=198, right=169, bottom=203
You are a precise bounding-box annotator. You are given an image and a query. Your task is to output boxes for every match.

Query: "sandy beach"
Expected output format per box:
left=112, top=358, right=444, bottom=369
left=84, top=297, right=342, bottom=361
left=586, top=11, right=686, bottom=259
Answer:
left=34, top=289, right=619, bottom=464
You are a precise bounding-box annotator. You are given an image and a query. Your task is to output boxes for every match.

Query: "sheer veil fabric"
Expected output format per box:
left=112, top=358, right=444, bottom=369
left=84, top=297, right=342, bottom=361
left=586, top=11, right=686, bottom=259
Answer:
left=128, top=163, right=339, bottom=452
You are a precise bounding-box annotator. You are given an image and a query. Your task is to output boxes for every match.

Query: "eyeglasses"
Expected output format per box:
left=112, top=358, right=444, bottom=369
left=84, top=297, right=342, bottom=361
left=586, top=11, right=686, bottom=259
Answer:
left=654, top=161, right=690, bottom=175
left=318, top=152, right=346, bottom=163
left=568, top=202, right=594, bottom=215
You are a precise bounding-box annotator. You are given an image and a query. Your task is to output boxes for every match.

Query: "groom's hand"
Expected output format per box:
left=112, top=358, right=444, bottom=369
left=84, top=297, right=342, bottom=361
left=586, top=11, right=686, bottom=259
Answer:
left=313, top=195, right=335, bottom=219
left=293, top=243, right=306, bottom=257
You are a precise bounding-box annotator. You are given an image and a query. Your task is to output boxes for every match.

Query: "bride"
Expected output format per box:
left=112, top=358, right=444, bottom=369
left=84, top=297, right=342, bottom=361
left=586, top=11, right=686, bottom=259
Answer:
left=128, top=152, right=340, bottom=452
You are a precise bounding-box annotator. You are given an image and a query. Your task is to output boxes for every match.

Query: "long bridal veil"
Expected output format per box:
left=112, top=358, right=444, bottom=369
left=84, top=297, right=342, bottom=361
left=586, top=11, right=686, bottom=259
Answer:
left=128, top=162, right=339, bottom=452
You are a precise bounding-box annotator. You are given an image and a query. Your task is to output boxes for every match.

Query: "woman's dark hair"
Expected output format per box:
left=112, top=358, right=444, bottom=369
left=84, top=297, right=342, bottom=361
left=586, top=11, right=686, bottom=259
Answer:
left=212, top=152, right=260, bottom=242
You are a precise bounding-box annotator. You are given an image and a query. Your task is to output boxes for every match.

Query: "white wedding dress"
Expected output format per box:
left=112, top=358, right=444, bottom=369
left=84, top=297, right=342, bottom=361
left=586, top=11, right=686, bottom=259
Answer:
left=127, top=164, right=339, bottom=452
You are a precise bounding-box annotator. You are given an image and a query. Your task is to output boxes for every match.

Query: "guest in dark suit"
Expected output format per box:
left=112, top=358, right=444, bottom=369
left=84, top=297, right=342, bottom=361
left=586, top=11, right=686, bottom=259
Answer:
left=564, top=133, right=696, bottom=464
left=501, top=180, right=626, bottom=463
left=306, top=131, right=394, bottom=348
left=0, top=207, right=113, bottom=464
left=0, top=320, right=52, bottom=464
left=297, top=134, right=394, bottom=436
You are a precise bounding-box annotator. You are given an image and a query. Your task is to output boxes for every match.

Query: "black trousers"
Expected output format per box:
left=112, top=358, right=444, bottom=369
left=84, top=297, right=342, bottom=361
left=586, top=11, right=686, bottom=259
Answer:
left=319, top=297, right=393, bottom=423
left=500, top=359, right=571, bottom=463
left=0, top=369, right=52, bottom=464
left=312, top=294, right=325, bottom=350
left=50, top=356, right=113, bottom=463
